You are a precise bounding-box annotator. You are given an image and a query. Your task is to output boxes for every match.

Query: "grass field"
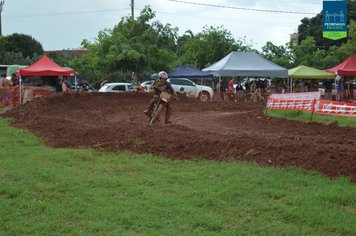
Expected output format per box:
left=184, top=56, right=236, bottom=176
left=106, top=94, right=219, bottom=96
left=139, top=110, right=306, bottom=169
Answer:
left=0, top=118, right=355, bottom=235
left=266, top=109, right=356, bottom=127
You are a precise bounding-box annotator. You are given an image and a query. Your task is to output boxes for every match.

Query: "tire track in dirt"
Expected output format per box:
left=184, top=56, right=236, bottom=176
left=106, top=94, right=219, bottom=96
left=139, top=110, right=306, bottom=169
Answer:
left=3, top=92, right=356, bottom=181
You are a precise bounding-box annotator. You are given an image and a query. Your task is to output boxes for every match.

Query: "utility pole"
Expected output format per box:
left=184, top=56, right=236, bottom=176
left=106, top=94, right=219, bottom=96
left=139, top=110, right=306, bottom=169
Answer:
left=130, top=0, right=134, bottom=19
left=0, top=1, right=4, bottom=64
left=0, top=0, right=4, bottom=36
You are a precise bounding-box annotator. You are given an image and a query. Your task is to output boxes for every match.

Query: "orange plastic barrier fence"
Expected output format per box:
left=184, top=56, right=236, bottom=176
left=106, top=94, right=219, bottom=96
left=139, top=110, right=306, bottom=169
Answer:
left=267, top=98, right=356, bottom=117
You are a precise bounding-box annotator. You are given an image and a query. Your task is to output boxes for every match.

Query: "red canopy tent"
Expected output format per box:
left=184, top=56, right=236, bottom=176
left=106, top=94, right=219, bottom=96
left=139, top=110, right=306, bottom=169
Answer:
left=18, top=55, right=75, bottom=76
left=17, top=55, right=76, bottom=105
left=325, top=56, right=356, bottom=77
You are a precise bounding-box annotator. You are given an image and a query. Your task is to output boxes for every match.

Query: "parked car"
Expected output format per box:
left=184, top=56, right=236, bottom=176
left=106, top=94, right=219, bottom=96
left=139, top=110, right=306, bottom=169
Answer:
left=98, top=82, right=134, bottom=92
left=168, top=78, right=213, bottom=102
left=141, top=80, right=155, bottom=92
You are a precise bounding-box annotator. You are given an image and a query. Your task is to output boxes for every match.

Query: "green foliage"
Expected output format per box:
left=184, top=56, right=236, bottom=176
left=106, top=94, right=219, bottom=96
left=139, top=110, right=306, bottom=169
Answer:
left=261, top=41, right=293, bottom=68
left=0, top=118, right=355, bottom=235
left=293, top=20, right=356, bottom=69
left=2, top=33, right=44, bottom=58
left=1, top=51, right=40, bottom=65
left=70, top=6, right=179, bottom=82
left=267, top=109, right=356, bottom=127
left=0, top=33, right=43, bottom=65
left=293, top=36, right=319, bottom=67
left=46, top=51, right=76, bottom=68
left=179, top=26, right=253, bottom=69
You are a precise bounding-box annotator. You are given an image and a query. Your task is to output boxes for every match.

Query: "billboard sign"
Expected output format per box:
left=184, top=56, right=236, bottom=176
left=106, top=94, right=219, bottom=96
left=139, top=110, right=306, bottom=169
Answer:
left=323, top=0, right=347, bottom=40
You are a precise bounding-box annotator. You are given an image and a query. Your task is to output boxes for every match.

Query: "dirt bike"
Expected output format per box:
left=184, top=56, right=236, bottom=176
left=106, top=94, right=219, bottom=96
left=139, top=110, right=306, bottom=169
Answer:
left=148, top=91, right=172, bottom=124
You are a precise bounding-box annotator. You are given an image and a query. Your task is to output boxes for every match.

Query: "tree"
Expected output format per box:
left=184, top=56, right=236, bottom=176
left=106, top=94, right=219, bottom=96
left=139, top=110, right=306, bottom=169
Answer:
left=179, top=26, right=253, bottom=69
left=2, top=33, right=44, bottom=58
left=70, top=6, right=179, bottom=82
left=261, top=41, right=293, bottom=68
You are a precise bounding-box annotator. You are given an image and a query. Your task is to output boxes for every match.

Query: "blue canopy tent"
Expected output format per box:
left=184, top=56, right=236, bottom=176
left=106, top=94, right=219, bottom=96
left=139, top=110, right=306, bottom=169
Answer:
left=168, top=65, right=213, bottom=80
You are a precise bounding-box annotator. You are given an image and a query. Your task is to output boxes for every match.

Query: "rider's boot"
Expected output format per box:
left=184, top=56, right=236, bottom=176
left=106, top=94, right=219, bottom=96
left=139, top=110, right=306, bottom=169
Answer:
left=144, top=98, right=156, bottom=116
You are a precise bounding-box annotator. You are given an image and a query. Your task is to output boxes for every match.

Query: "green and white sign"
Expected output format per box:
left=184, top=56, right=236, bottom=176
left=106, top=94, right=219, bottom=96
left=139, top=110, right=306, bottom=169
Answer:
left=323, top=0, right=347, bottom=40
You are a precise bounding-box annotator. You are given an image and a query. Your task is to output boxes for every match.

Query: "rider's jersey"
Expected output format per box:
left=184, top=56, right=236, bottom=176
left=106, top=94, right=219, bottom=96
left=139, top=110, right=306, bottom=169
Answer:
left=153, top=78, right=174, bottom=95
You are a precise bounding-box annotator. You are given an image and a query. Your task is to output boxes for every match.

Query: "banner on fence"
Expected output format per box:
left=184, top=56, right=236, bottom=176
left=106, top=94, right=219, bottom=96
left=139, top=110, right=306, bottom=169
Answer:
left=267, top=98, right=356, bottom=117
left=269, top=92, right=321, bottom=100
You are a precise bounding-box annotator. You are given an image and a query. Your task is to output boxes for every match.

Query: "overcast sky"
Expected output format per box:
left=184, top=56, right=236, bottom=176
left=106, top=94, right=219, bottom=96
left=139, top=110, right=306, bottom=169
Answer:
left=2, top=0, right=322, bottom=51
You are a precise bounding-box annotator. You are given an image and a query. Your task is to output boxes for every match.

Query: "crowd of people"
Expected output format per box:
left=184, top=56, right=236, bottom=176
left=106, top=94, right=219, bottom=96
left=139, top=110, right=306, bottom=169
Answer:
left=320, top=76, right=354, bottom=102
left=0, top=74, right=74, bottom=108
left=213, top=78, right=270, bottom=103
left=209, top=77, right=355, bottom=103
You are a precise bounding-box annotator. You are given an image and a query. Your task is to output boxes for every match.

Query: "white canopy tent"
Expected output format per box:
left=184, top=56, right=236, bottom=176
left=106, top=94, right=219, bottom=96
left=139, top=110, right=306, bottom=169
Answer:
left=202, top=51, right=288, bottom=78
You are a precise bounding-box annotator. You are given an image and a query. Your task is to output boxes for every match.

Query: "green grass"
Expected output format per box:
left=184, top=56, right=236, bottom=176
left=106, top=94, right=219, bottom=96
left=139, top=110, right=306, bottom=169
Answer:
left=0, top=118, right=355, bottom=235
left=266, top=109, right=356, bottom=127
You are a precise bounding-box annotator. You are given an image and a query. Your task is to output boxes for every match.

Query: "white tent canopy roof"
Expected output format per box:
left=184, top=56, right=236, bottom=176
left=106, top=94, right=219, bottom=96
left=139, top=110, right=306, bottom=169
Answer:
left=202, top=51, right=288, bottom=78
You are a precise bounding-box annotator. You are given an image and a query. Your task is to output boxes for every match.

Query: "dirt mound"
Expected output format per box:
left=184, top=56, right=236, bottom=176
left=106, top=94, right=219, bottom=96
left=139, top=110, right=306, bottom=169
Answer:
left=3, top=92, right=356, bottom=181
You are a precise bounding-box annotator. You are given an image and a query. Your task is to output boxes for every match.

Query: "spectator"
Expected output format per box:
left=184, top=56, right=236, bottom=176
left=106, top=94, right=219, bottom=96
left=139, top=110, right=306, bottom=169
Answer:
left=137, top=81, right=143, bottom=93
left=337, top=76, right=345, bottom=101
left=255, top=79, right=262, bottom=101
left=61, top=77, right=71, bottom=93
left=220, top=80, right=226, bottom=101
left=0, top=74, right=13, bottom=107
left=305, top=80, right=311, bottom=92
left=228, top=78, right=234, bottom=101
left=299, top=80, right=305, bottom=92
left=235, top=82, right=244, bottom=101
left=11, top=73, right=19, bottom=86
left=250, top=80, right=256, bottom=93
left=213, top=80, right=222, bottom=102
left=244, top=79, right=251, bottom=101
left=324, top=80, right=333, bottom=100
left=345, top=78, right=354, bottom=101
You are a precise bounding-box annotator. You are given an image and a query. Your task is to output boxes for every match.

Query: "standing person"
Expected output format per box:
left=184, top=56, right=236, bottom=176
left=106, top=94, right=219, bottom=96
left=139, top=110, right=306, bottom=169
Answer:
left=235, top=81, right=244, bottom=101
left=299, top=80, right=305, bottom=92
left=214, top=80, right=222, bottom=102
left=61, top=77, right=71, bottom=93
left=0, top=74, right=13, bottom=107
left=228, top=78, right=234, bottom=101
left=350, top=81, right=354, bottom=101
left=143, top=71, right=175, bottom=124
left=10, top=74, right=20, bottom=107
left=255, top=79, right=262, bottom=101
left=11, top=73, right=19, bottom=86
left=244, top=79, right=250, bottom=101
left=220, top=79, right=226, bottom=101
left=324, top=80, right=333, bottom=100
left=137, top=81, right=143, bottom=93
left=337, top=76, right=345, bottom=101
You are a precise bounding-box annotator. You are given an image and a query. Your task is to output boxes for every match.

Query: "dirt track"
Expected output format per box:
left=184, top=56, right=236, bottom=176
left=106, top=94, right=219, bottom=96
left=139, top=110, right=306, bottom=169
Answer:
left=3, top=92, right=356, bottom=181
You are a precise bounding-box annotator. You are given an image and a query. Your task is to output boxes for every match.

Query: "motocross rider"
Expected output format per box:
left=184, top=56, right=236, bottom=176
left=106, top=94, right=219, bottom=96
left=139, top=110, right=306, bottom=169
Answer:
left=144, top=71, right=175, bottom=124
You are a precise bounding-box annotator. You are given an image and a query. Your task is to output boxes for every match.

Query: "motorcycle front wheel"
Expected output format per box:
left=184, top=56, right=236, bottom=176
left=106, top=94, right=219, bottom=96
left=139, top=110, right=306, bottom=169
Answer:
left=149, top=103, right=165, bottom=124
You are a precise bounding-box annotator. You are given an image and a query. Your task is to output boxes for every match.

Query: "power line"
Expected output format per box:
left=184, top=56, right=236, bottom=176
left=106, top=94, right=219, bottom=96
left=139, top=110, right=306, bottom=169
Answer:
left=167, top=0, right=318, bottom=15
left=5, top=8, right=130, bottom=18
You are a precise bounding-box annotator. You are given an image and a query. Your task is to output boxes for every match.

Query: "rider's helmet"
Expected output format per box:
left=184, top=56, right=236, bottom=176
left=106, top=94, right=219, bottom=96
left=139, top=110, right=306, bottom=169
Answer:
left=158, top=71, right=168, bottom=79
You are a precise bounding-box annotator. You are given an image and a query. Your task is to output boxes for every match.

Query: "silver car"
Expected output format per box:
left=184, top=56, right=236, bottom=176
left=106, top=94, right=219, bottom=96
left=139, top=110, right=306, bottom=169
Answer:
left=98, top=82, right=134, bottom=93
